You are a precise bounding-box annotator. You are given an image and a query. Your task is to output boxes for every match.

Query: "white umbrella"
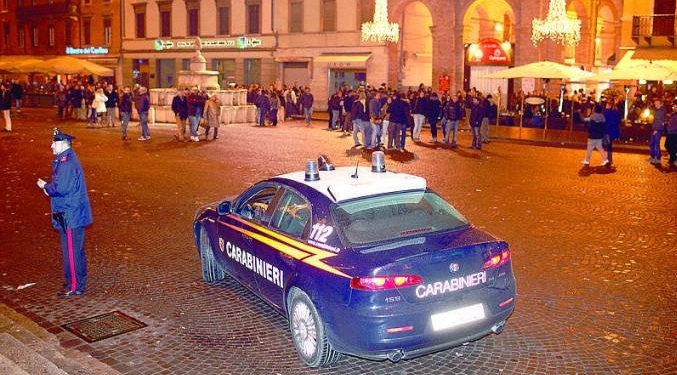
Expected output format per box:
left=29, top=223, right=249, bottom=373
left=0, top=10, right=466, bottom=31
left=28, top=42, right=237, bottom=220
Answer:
left=482, top=60, right=595, bottom=80
left=596, top=60, right=677, bottom=81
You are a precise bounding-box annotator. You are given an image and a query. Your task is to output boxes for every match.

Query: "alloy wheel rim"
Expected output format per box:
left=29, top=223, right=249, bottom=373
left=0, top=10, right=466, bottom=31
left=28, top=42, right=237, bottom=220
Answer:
left=292, top=302, right=317, bottom=358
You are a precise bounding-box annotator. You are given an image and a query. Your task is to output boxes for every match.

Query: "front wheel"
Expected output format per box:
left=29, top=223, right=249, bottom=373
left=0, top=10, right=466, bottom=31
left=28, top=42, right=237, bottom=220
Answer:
left=288, top=289, right=341, bottom=367
left=199, top=226, right=225, bottom=282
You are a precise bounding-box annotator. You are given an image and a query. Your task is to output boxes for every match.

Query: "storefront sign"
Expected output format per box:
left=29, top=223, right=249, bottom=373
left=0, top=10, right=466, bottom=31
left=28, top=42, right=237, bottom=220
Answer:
left=466, top=39, right=512, bottom=66
left=66, top=46, right=109, bottom=55
left=154, top=36, right=263, bottom=51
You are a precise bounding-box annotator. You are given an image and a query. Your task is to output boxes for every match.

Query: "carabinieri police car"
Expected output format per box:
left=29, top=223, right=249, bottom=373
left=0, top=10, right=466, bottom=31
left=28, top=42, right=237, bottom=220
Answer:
left=193, top=152, right=516, bottom=367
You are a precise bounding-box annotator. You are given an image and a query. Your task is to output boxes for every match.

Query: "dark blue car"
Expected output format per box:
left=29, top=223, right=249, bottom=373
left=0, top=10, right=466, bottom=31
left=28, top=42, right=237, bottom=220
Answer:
left=193, top=154, right=516, bottom=367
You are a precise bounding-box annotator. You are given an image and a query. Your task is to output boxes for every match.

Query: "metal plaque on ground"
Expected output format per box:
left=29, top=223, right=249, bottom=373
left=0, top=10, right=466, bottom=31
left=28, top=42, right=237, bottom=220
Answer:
left=62, top=311, right=147, bottom=343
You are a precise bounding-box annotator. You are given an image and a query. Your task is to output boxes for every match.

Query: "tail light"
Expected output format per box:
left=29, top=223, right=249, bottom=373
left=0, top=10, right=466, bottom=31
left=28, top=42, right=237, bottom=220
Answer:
left=483, top=249, right=511, bottom=269
left=350, top=275, right=423, bottom=291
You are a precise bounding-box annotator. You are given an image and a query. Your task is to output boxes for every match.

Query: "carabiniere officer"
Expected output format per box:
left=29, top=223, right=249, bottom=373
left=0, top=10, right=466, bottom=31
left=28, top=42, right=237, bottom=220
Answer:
left=37, top=128, right=93, bottom=297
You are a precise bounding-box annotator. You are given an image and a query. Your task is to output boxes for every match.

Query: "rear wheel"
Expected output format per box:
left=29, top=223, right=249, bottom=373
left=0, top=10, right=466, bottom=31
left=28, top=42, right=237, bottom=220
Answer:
left=288, top=289, right=341, bottom=367
left=199, top=226, right=225, bottom=282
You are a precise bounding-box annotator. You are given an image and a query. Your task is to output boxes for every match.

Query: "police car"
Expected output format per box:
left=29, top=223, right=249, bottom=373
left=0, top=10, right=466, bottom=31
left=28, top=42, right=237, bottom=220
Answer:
left=193, top=153, right=516, bottom=367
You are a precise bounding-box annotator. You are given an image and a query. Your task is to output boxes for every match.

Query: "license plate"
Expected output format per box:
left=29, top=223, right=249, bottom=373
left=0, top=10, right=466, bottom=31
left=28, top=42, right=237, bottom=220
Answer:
left=431, top=303, right=485, bottom=331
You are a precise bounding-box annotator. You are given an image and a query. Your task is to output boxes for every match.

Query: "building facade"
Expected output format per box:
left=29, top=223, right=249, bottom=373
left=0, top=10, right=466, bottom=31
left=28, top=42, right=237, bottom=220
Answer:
left=121, top=0, right=633, bottom=108
left=0, top=0, right=81, bottom=56
left=0, top=0, right=122, bottom=79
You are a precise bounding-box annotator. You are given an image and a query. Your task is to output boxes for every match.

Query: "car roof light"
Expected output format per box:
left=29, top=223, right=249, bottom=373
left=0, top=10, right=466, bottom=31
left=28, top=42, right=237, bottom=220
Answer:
left=371, top=151, right=386, bottom=173
left=304, top=160, right=320, bottom=181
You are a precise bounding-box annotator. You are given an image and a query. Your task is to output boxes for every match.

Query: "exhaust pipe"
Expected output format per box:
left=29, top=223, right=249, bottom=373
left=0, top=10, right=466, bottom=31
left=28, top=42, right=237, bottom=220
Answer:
left=387, top=349, right=404, bottom=362
left=491, top=321, right=506, bottom=334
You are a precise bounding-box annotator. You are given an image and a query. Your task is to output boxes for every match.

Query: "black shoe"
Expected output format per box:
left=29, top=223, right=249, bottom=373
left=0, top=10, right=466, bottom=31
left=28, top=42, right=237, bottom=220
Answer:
left=57, top=290, right=84, bottom=297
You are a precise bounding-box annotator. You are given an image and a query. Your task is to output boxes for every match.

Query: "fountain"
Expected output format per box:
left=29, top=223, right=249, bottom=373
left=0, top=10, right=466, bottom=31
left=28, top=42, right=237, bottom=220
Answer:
left=148, top=37, right=256, bottom=125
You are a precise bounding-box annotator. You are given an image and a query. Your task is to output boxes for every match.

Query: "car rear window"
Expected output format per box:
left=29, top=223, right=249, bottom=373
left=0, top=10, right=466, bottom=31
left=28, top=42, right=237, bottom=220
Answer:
left=331, top=191, right=469, bottom=246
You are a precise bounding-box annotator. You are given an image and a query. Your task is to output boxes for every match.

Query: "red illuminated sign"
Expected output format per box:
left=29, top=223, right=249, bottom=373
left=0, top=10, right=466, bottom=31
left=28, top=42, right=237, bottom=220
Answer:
left=466, top=39, right=512, bottom=66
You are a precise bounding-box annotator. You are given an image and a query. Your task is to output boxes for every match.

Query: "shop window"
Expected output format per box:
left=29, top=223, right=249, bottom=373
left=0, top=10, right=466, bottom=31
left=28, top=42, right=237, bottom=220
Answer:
left=83, top=18, right=91, bottom=45
left=104, top=18, right=112, bottom=45
left=32, top=24, right=38, bottom=47
left=48, top=25, right=54, bottom=46
left=134, top=4, right=146, bottom=38
left=212, top=58, right=236, bottom=86
left=246, top=0, right=261, bottom=34
left=132, top=59, right=150, bottom=88
left=289, top=0, right=303, bottom=33
left=244, top=58, right=261, bottom=85
left=322, top=0, right=336, bottom=32
left=156, top=59, right=176, bottom=88
left=186, top=0, right=200, bottom=36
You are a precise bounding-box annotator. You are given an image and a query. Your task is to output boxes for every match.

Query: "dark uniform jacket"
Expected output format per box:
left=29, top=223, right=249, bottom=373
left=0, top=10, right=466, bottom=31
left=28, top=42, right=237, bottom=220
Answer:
left=44, top=148, right=93, bottom=229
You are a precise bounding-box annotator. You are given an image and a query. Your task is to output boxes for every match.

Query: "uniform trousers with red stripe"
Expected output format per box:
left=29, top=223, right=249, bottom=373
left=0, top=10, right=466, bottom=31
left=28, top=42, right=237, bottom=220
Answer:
left=58, top=227, right=88, bottom=293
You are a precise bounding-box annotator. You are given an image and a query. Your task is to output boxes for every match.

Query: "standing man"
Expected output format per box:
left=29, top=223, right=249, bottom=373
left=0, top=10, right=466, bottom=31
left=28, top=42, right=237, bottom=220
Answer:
left=1, top=83, right=11, bottom=131
left=135, top=86, right=151, bottom=141
left=119, top=86, right=133, bottom=141
left=37, top=128, right=93, bottom=297
left=300, top=87, right=314, bottom=127
left=255, top=89, right=270, bottom=127
left=480, top=94, right=493, bottom=144
left=10, top=80, right=23, bottom=113
left=649, top=98, right=666, bottom=165
left=104, top=84, right=119, bottom=128
left=603, top=101, right=621, bottom=167
left=171, top=88, right=188, bottom=141
left=443, top=93, right=463, bottom=147
left=411, top=91, right=427, bottom=142
left=369, top=90, right=383, bottom=148
left=469, top=96, right=485, bottom=150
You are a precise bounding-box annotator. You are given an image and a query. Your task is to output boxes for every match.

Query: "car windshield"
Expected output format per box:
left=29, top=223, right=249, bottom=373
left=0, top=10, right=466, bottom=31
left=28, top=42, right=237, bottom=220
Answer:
left=331, top=191, right=469, bottom=247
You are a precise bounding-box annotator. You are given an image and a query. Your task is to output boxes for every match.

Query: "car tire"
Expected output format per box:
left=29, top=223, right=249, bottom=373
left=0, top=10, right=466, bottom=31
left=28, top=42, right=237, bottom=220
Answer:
left=199, top=226, right=225, bottom=282
left=288, top=289, right=341, bottom=367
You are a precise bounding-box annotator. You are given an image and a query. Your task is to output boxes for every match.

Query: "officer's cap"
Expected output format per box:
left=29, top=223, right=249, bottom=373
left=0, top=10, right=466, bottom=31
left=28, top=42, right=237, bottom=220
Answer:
left=53, top=128, right=74, bottom=143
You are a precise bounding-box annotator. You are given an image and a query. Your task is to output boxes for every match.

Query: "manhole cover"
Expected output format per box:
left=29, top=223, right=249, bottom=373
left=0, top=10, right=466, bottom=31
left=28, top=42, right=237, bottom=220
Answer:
left=62, top=311, right=147, bottom=343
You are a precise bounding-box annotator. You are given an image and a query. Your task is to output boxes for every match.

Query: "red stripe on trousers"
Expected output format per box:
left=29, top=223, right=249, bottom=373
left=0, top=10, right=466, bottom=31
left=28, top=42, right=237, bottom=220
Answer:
left=66, top=228, right=77, bottom=292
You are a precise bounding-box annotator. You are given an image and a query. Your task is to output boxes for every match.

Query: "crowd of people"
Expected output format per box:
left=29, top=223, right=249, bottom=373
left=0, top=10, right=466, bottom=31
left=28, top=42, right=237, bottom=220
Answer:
left=2, top=77, right=676, bottom=167
left=320, top=84, right=498, bottom=152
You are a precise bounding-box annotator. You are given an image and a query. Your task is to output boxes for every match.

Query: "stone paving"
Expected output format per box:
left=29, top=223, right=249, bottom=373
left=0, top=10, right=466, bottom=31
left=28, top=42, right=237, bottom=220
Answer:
left=0, top=109, right=676, bottom=375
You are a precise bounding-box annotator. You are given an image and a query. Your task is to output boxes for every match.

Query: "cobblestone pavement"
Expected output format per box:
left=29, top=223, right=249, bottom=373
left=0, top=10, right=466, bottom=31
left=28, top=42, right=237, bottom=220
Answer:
left=0, top=109, right=675, bottom=375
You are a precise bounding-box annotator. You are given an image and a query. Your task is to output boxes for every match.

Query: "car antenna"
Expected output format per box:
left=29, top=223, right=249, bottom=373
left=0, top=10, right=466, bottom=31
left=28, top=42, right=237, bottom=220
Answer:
left=350, top=159, right=359, bottom=179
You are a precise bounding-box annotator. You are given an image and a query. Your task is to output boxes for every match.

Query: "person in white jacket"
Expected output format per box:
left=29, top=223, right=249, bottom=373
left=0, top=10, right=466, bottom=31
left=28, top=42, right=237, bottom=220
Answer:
left=93, top=88, right=108, bottom=127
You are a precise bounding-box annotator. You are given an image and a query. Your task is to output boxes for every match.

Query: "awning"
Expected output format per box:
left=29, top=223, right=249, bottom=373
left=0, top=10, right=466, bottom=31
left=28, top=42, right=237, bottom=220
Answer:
left=314, top=54, right=371, bottom=63
left=274, top=56, right=311, bottom=63
left=631, top=48, right=677, bottom=61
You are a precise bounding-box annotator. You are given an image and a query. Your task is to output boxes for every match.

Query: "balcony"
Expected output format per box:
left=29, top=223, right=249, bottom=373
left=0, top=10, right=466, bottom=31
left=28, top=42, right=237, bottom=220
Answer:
left=632, top=14, right=676, bottom=46
left=16, top=2, right=70, bottom=20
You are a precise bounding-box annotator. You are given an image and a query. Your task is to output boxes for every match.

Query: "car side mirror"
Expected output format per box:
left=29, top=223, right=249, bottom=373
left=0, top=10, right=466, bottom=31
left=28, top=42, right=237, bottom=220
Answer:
left=217, top=200, right=232, bottom=216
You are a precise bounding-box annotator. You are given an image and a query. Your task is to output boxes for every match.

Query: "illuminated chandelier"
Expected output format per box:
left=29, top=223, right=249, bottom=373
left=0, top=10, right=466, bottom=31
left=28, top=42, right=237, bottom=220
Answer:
left=531, top=0, right=581, bottom=46
left=361, top=0, right=400, bottom=43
